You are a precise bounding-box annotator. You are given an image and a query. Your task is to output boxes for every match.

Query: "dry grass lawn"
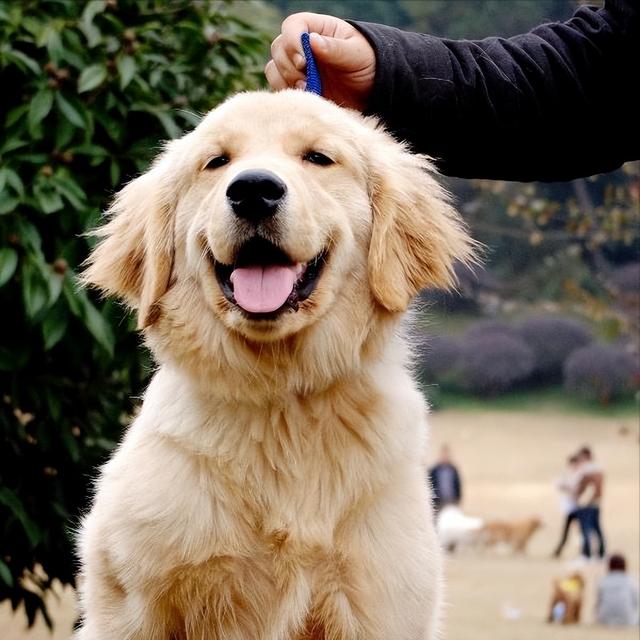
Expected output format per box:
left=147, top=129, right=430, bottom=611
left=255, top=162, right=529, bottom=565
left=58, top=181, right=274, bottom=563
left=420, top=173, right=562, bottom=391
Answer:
left=2, top=408, right=638, bottom=639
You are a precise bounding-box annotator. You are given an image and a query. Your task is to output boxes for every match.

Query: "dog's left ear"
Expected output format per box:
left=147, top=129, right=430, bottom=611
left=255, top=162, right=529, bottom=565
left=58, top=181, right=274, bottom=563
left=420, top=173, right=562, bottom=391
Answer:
left=82, top=144, right=181, bottom=329
left=368, top=141, right=477, bottom=312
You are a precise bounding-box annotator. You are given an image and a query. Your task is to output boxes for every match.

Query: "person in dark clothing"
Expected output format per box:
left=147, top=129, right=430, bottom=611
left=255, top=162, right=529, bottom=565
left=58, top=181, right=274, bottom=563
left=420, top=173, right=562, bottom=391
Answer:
left=428, top=444, right=462, bottom=513
left=266, top=1, right=639, bottom=182
left=574, top=446, right=606, bottom=560
left=552, top=453, right=582, bottom=558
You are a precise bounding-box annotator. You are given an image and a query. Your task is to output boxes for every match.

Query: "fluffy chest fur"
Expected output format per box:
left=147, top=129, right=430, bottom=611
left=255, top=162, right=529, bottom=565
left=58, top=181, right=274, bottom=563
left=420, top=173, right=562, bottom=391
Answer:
left=82, top=356, right=432, bottom=639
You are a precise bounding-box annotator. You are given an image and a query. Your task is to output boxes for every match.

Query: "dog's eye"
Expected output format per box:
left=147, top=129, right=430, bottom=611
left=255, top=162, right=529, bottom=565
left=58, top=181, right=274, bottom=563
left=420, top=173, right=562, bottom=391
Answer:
left=303, top=151, right=334, bottom=166
left=204, top=155, right=230, bottom=170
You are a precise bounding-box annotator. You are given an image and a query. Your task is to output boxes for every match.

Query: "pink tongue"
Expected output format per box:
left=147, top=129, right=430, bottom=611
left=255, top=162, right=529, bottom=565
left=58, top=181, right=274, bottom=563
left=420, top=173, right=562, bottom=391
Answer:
left=230, top=265, right=298, bottom=313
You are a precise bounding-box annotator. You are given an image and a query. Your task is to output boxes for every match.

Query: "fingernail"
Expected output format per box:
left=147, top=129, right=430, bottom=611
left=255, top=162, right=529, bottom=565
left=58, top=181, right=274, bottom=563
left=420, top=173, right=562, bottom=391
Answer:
left=295, top=80, right=306, bottom=91
left=309, top=33, right=326, bottom=49
left=293, top=53, right=305, bottom=70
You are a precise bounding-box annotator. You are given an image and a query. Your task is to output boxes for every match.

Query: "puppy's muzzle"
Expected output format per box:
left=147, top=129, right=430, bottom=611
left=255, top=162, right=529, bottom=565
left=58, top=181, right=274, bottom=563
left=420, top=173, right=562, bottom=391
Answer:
left=226, top=170, right=287, bottom=224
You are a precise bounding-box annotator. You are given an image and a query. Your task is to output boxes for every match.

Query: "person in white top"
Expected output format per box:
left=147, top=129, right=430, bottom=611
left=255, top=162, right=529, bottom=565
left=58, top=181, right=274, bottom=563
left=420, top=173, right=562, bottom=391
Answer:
left=552, top=454, right=581, bottom=558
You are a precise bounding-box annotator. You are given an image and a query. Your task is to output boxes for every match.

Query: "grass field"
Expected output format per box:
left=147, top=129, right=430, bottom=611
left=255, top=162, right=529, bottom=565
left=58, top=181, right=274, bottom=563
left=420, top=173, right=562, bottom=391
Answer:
left=2, top=406, right=638, bottom=639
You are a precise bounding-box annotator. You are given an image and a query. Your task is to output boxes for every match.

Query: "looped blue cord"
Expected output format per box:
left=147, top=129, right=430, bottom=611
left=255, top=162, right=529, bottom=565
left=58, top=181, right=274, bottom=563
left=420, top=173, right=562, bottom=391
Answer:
left=301, top=32, right=322, bottom=96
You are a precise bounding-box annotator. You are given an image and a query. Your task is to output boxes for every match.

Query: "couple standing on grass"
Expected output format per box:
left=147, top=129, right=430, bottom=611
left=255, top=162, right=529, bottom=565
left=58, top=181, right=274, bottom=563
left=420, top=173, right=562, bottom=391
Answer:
left=553, top=446, right=605, bottom=561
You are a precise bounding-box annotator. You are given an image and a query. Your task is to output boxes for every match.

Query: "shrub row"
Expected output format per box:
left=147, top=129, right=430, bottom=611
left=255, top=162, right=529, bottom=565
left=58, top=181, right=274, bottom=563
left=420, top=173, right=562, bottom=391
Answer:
left=420, top=315, right=638, bottom=402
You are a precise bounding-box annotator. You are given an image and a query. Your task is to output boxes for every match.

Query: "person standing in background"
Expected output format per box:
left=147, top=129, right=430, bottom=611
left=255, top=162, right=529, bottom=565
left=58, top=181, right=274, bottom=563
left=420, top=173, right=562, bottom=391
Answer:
left=574, top=446, right=606, bottom=560
left=552, top=454, right=581, bottom=558
left=429, top=444, right=462, bottom=513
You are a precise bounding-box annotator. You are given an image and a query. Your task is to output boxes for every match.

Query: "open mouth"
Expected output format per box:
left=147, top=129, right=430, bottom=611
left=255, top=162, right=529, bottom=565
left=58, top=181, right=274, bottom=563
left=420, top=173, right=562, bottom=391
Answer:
left=212, top=236, right=327, bottom=320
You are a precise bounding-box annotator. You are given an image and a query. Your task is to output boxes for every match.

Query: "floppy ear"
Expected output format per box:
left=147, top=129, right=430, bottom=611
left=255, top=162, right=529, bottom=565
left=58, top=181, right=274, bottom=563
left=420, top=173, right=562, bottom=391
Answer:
left=82, top=149, right=178, bottom=329
left=368, top=143, right=477, bottom=313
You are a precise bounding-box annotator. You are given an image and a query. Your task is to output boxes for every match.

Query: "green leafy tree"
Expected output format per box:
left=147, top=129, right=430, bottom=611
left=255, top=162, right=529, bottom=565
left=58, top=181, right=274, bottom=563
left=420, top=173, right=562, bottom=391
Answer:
left=0, top=0, right=268, bottom=626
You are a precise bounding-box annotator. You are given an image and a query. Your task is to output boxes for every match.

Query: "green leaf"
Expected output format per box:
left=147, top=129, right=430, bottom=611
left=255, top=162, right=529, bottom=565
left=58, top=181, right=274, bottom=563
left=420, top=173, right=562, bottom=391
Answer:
left=83, top=298, right=115, bottom=356
left=0, top=248, right=19, bottom=287
left=34, top=182, right=64, bottom=214
left=60, top=30, right=85, bottom=69
left=55, top=92, right=85, bottom=127
left=78, top=63, right=107, bottom=93
left=22, top=259, right=49, bottom=319
left=50, top=175, right=87, bottom=210
left=45, top=26, right=64, bottom=63
left=44, top=389, right=62, bottom=422
left=62, top=276, right=83, bottom=317
left=4, top=47, right=40, bottom=75
left=116, top=55, right=136, bottom=90
left=155, top=111, right=182, bottom=139
left=71, top=143, right=108, bottom=159
left=81, top=0, right=107, bottom=23
left=4, top=168, right=25, bottom=197
left=130, top=103, right=182, bottom=138
left=28, top=89, right=54, bottom=131
left=61, top=427, right=81, bottom=463
left=46, top=269, right=63, bottom=306
left=109, top=158, right=121, bottom=186
left=5, top=105, right=28, bottom=128
left=80, top=0, right=106, bottom=47
left=0, top=559, right=13, bottom=587
left=0, top=196, right=19, bottom=215
left=42, top=303, right=68, bottom=350
left=0, top=488, right=41, bottom=546
left=64, top=279, right=114, bottom=356
left=15, top=218, right=43, bottom=255
left=15, top=152, right=48, bottom=163
left=54, top=117, right=76, bottom=149
left=0, top=137, right=28, bottom=154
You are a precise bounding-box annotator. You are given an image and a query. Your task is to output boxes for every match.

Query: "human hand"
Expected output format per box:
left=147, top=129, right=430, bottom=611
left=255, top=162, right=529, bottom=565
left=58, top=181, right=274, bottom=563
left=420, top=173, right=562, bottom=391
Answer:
left=265, top=12, right=376, bottom=111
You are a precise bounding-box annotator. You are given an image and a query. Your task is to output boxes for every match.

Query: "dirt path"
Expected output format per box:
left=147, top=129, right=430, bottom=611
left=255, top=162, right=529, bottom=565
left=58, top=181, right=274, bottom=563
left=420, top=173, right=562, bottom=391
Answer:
left=2, top=408, right=638, bottom=639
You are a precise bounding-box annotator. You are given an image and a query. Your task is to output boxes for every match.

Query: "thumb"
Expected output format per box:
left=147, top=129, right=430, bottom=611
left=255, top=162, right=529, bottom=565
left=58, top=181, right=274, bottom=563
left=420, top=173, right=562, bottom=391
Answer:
left=309, top=33, right=360, bottom=71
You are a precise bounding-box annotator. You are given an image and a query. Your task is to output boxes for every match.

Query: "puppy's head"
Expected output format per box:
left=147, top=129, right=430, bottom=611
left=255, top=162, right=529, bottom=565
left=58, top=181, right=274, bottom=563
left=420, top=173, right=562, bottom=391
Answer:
left=84, top=91, right=475, bottom=384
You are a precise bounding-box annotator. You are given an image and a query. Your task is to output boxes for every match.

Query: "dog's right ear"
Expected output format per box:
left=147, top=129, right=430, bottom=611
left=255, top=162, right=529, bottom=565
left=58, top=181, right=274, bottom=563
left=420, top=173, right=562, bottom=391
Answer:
left=82, top=145, right=179, bottom=329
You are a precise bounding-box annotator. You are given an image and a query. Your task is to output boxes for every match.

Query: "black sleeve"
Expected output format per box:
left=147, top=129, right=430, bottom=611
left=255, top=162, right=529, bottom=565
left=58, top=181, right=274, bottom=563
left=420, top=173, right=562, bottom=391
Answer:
left=352, top=0, right=640, bottom=182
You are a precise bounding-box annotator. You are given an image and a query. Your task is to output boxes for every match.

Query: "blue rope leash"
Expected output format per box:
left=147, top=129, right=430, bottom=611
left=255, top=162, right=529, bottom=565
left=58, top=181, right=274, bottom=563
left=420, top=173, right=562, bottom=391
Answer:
left=301, top=32, right=322, bottom=96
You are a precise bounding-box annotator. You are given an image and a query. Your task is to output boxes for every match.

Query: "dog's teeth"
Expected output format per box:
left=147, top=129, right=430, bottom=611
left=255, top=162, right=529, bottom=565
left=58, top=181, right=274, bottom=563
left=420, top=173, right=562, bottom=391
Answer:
left=286, top=292, right=299, bottom=311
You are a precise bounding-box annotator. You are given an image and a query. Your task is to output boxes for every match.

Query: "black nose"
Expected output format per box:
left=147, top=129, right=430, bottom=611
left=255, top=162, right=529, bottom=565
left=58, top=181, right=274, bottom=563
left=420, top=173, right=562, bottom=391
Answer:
left=226, top=170, right=287, bottom=223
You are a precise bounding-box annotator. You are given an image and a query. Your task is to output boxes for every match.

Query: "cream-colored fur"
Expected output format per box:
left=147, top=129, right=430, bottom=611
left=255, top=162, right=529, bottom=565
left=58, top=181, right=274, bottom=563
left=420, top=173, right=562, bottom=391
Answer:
left=76, top=90, right=476, bottom=640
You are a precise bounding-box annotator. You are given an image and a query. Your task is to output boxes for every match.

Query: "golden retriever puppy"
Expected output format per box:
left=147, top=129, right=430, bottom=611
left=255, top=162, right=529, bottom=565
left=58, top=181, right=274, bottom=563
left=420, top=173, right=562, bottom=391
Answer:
left=75, top=90, right=476, bottom=640
left=479, top=516, right=542, bottom=554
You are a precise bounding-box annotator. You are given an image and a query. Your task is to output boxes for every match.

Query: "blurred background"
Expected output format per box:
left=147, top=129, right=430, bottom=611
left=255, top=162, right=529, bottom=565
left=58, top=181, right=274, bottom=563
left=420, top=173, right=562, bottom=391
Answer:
left=0, top=0, right=637, bottom=638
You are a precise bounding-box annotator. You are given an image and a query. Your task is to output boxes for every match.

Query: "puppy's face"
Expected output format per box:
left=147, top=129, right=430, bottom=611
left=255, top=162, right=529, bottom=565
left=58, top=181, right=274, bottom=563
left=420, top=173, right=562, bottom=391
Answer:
left=85, top=91, right=474, bottom=382
left=179, top=92, right=373, bottom=341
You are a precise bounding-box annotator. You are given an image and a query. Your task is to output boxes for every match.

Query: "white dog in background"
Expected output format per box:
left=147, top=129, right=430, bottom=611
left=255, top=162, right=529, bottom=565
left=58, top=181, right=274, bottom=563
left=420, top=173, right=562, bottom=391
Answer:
left=75, top=90, right=476, bottom=639
left=436, top=505, right=484, bottom=552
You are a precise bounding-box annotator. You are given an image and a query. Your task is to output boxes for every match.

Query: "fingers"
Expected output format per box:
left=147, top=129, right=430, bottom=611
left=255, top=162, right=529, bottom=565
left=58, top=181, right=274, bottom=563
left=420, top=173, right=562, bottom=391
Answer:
left=267, top=33, right=306, bottom=90
left=264, top=59, right=305, bottom=91
left=266, top=12, right=343, bottom=91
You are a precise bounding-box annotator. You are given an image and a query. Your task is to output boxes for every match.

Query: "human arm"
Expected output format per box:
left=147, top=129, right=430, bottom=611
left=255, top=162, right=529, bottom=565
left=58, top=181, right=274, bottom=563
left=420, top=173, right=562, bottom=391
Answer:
left=267, top=2, right=639, bottom=182
left=353, top=0, right=639, bottom=181
left=454, top=467, right=462, bottom=503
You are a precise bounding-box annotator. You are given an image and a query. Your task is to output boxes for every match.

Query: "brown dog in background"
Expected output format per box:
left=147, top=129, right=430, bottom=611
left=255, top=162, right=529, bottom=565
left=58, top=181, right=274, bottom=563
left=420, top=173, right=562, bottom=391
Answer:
left=478, top=516, right=542, bottom=553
